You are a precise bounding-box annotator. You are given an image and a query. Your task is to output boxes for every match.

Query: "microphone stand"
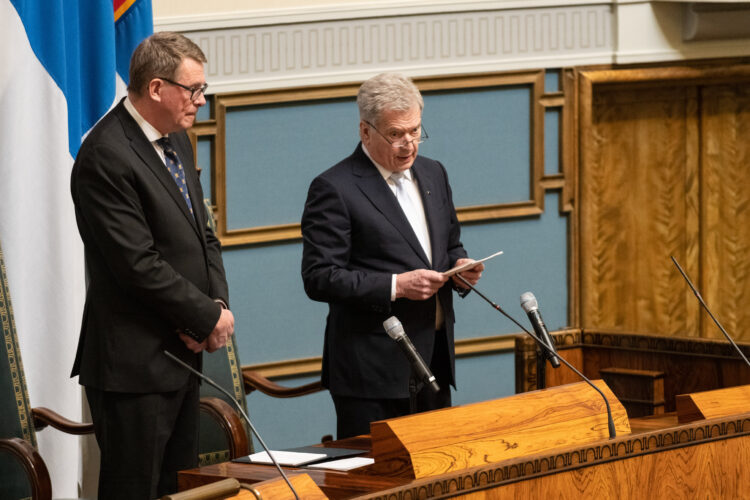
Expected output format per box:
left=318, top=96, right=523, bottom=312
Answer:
left=454, top=275, right=617, bottom=438
left=164, top=351, right=301, bottom=500
left=670, top=256, right=750, bottom=368
left=408, top=375, right=424, bottom=414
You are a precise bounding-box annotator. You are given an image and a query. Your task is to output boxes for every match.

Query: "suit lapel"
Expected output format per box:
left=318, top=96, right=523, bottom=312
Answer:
left=410, top=162, right=440, bottom=265
left=351, top=146, right=431, bottom=267
left=116, top=104, right=202, bottom=239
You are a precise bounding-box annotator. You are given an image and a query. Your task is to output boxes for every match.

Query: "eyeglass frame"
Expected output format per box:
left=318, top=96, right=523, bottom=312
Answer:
left=158, top=77, right=209, bottom=101
left=364, top=120, right=428, bottom=148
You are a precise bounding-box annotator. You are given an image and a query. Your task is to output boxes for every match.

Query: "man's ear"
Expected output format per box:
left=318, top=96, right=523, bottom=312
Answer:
left=148, top=78, right=164, bottom=102
left=359, top=120, right=371, bottom=144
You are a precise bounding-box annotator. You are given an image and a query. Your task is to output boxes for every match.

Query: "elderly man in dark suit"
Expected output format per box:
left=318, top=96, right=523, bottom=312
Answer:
left=70, top=32, right=234, bottom=499
left=301, top=73, right=484, bottom=439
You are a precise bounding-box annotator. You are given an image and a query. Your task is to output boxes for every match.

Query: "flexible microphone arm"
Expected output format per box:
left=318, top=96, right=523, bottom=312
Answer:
left=670, top=256, right=750, bottom=368
left=454, top=275, right=616, bottom=438
left=164, top=351, right=301, bottom=500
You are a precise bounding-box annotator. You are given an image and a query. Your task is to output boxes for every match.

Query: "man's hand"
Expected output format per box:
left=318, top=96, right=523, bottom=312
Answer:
left=179, top=333, right=206, bottom=353
left=396, top=269, right=449, bottom=300
left=452, top=258, right=484, bottom=289
left=206, top=308, right=235, bottom=353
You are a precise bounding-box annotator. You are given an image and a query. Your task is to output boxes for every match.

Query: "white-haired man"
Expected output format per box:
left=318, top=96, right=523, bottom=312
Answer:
left=301, top=73, right=483, bottom=438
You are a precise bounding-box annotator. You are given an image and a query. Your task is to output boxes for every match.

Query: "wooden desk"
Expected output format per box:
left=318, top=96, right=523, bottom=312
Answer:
left=178, top=412, right=750, bottom=498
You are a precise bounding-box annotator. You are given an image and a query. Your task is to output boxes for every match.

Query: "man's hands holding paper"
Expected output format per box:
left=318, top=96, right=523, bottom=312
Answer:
left=450, top=258, right=484, bottom=289
left=395, top=257, right=485, bottom=301
left=396, top=269, right=449, bottom=300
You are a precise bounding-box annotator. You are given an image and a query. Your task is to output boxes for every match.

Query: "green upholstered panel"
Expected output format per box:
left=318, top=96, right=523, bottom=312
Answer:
left=0, top=454, right=33, bottom=500
left=198, top=200, right=253, bottom=463
left=0, top=241, right=36, bottom=499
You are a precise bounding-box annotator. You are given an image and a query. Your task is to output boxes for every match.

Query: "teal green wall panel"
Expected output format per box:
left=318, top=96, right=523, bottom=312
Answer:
left=420, top=86, right=532, bottom=206
left=224, top=99, right=359, bottom=230
left=223, top=243, right=328, bottom=364
left=453, top=192, right=568, bottom=339
left=545, top=69, right=560, bottom=93
left=197, top=136, right=212, bottom=198
left=246, top=374, right=336, bottom=450
left=544, top=108, right=561, bottom=175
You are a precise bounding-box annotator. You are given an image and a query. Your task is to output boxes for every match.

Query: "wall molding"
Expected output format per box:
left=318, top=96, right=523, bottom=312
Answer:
left=168, top=4, right=613, bottom=93
left=196, top=71, right=569, bottom=247
left=243, top=331, right=540, bottom=379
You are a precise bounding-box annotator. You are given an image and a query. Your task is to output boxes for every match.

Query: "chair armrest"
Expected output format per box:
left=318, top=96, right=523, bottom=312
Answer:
left=242, top=369, right=323, bottom=398
left=199, top=397, right=249, bottom=458
left=32, top=407, right=94, bottom=435
left=0, top=437, right=52, bottom=500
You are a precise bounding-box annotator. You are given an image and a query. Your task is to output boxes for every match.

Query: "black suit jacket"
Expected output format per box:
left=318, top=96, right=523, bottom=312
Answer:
left=301, top=144, right=467, bottom=399
left=70, top=99, right=228, bottom=393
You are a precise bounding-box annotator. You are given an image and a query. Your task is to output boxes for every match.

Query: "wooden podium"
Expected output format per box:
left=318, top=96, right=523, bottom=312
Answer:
left=178, top=379, right=750, bottom=498
left=366, top=379, right=629, bottom=478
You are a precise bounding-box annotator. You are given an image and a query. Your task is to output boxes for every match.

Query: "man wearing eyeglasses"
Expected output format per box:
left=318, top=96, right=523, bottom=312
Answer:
left=70, top=32, right=233, bottom=499
left=302, top=73, right=484, bottom=439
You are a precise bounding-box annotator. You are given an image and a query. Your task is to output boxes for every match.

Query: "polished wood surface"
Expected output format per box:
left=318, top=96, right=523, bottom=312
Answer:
left=161, top=478, right=240, bottom=500
left=516, top=329, right=750, bottom=415
left=248, top=473, right=327, bottom=499
left=178, top=411, right=750, bottom=499
left=676, top=384, right=750, bottom=423
left=577, top=63, right=750, bottom=340
left=368, top=380, right=629, bottom=479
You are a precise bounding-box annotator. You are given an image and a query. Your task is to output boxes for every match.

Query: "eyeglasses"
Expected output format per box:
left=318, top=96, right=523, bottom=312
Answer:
left=365, top=120, right=428, bottom=148
left=159, top=77, right=209, bottom=101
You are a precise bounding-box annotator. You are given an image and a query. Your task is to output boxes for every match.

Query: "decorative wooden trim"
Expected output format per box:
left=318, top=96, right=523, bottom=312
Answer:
left=244, top=330, right=558, bottom=379
left=579, top=63, right=750, bottom=87
left=197, top=70, right=559, bottom=246
left=563, top=67, right=579, bottom=328
left=363, top=413, right=750, bottom=499
left=0, top=437, right=51, bottom=500
left=244, top=356, right=323, bottom=379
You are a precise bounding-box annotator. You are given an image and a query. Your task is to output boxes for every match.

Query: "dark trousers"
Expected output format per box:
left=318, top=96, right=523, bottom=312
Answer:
left=332, top=329, right=453, bottom=439
left=86, top=378, right=199, bottom=500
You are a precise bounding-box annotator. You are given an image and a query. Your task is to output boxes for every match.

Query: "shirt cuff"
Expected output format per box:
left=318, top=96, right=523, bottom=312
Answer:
left=391, top=274, right=397, bottom=301
left=214, top=298, right=228, bottom=310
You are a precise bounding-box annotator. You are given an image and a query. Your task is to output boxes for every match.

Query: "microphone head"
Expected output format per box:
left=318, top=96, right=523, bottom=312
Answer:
left=520, top=292, right=539, bottom=313
left=383, top=316, right=405, bottom=340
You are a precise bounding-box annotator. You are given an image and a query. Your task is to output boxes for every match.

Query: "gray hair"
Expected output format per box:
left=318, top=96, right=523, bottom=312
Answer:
left=357, top=73, right=423, bottom=125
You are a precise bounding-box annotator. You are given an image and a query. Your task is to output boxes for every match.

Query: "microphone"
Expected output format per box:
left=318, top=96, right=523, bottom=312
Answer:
left=453, top=275, right=617, bottom=438
left=670, top=256, right=750, bottom=367
left=383, top=316, right=440, bottom=394
left=164, top=351, right=301, bottom=500
left=520, top=292, right=560, bottom=368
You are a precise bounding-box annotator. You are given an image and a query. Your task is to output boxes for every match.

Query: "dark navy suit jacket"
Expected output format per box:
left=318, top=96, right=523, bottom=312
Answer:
left=301, top=144, right=467, bottom=399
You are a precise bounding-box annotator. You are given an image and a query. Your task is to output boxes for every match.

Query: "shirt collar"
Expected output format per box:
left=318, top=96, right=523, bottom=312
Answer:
left=362, top=143, right=413, bottom=182
left=123, top=96, right=166, bottom=143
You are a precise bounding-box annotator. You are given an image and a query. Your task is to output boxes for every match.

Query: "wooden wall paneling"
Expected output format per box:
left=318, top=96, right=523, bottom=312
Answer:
left=453, top=434, right=750, bottom=499
left=700, top=84, right=750, bottom=341
left=579, top=78, right=700, bottom=334
left=577, top=63, right=750, bottom=341
left=564, top=68, right=580, bottom=328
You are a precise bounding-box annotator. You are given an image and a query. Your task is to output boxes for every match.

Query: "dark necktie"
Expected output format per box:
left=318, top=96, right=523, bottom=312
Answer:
left=156, top=137, right=194, bottom=219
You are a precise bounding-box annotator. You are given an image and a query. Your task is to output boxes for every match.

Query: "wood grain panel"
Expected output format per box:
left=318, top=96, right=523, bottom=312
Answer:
left=580, top=83, right=700, bottom=335
left=454, top=434, right=750, bottom=499
left=701, top=85, right=750, bottom=341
